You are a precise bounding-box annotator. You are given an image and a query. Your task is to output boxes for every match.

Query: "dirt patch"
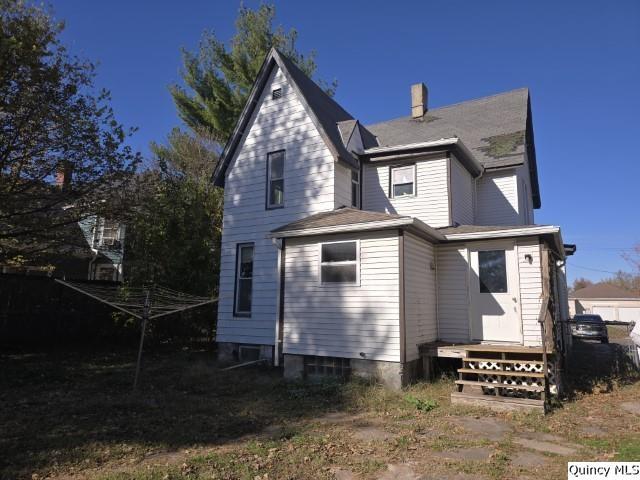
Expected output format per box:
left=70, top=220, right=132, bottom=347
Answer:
left=449, top=416, right=512, bottom=441
left=377, top=463, right=422, bottom=480
left=621, top=401, right=640, bottom=416
left=511, top=451, right=549, bottom=467
left=513, top=437, right=577, bottom=456
left=352, top=425, right=396, bottom=442
left=432, top=446, right=494, bottom=461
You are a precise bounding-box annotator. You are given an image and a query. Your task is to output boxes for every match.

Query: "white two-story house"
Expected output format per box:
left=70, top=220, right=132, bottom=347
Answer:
left=212, top=49, right=573, bottom=407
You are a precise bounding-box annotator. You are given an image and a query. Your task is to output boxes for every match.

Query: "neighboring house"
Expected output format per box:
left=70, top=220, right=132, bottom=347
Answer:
left=0, top=215, right=125, bottom=281
left=570, top=284, right=640, bottom=323
left=212, top=48, right=574, bottom=407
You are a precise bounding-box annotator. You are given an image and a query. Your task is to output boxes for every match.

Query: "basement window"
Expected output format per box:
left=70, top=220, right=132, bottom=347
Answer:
left=239, top=345, right=260, bottom=362
left=390, top=165, right=415, bottom=197
left=320, top=241, right=358, bottom=284
left=272, top=88, right=282, bottom=100
left=304, top=356, right=351, bottom=377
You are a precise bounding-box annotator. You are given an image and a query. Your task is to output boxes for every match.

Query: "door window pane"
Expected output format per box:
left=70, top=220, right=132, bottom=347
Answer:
left=478, top=250, right=507, bottom=293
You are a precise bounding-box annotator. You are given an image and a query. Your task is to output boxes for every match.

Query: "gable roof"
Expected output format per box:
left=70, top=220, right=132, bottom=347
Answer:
left=365, top=88, right=541, bottom=208
left=570, top=283, right=640, bottom=299
left=212, top=49, right=363, bottom=186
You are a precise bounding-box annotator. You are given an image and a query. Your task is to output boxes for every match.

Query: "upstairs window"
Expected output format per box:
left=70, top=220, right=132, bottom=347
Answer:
left=98, top=219, right=119, bottom=247
left=390, top=165, right=415, bottom=198
left=267, top=150, right=285, bottom=208
left=234, top=243, right=254, bottom=315
left=320, top=241, right=358, bottom=284
left=351, top=170, right=360, bottom=208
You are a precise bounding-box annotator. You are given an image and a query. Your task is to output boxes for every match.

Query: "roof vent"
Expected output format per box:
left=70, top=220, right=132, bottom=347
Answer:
left=411, top=83, right=428, bottom=118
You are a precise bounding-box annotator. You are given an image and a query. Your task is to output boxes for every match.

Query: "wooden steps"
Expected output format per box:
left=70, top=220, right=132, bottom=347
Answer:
left=457, top=368, right=545, bottom=378
left=454, top=379, right=544, bottom=392
left=451, top=346, right=550, bottom=412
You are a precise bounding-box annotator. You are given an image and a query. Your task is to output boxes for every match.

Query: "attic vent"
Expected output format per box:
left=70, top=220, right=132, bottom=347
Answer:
left=272, top=88, right=282, bottom=100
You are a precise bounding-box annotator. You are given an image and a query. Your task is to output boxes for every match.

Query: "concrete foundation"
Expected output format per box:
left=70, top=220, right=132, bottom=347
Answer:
left=282, top=354, right=423, bottom=390
left=217, top=342, right=273, bottom=365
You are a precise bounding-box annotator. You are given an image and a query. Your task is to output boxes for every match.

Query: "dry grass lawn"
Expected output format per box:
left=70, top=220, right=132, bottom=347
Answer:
left=1, top=343, right=639, bottom=480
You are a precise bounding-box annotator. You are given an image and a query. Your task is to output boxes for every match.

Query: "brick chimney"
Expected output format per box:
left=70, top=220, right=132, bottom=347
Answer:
left=55, top=161, right=72, bottom=191
left=411, top=83, right=428, bottom=118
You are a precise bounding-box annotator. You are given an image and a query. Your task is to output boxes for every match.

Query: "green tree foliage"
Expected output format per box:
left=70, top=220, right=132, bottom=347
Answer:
left=126, top=4, right=328, bottom=297
left=170, top=3, right=334, bottom=143
left=0, top=0, right=140, bottom=262
left=124, top=129, right=222, bottom=296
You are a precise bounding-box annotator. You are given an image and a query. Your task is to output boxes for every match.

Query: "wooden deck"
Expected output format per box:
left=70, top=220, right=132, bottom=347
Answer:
left=419, top=341, right=547, bottom=359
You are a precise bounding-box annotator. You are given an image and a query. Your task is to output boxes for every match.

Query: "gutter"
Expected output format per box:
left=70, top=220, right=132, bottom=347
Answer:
left=267, top=217, right=445, bottom=242
left=361, top=137, right=483, bottom=177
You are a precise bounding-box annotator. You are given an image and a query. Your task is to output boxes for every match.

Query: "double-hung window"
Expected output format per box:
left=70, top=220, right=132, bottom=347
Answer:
left=234, top=244, right=254, bottom=315
left=351, top=170, right=360, bottom=208
left=267, top=150, right=285, bottom=208
left=320, top=241, right=358, bottom=284
left=390, top=165, right=415, bottom=198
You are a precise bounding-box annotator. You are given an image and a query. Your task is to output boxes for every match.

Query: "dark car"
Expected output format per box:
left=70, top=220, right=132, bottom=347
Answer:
left=571, top=314, right=609, bottom=343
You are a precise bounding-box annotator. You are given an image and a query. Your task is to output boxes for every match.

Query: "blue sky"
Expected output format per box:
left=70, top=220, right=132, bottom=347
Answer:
left=53, top=0, right=639, bottom=284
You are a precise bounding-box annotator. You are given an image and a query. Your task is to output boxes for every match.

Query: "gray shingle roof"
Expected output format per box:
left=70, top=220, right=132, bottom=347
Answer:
left=277, top=53, right=358, bottom=165
left=272, top=207, right=408, bottom=233
left=366, top=88, right=529, bottom=169
left=570, top=284, right=639, bottom=299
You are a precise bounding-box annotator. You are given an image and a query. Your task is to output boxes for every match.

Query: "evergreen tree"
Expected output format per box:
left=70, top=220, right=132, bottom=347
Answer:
left=170, top=3, right=335, bottom=143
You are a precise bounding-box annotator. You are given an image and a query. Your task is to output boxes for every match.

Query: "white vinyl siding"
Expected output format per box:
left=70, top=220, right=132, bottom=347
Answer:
left=436, top=244, right=470, bottom=342
left=516, top=238, right=543, bottom=346
left=403, top=233, right=437, bottom=361
left=476, top=170, right=520, bottom=225
left=363, top=154, right=450, bottom=227
left=283, top=231, right=400, bottom=362
left=449, top=155, right=474, bottom=225
left=217, top=66, right=338, bottom=346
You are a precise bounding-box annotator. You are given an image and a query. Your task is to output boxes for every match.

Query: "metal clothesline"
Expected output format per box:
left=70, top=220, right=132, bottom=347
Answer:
left=55, top=279, right=217, bottom=390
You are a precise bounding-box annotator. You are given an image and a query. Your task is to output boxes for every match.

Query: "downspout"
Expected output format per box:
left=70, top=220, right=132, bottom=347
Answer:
left=398, top=230, right=406, bottom=367
left=273, top=237, right=285, bottom=366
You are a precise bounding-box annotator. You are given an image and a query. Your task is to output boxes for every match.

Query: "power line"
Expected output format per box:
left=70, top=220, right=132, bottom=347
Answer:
left=567, top=263, right=622, bottom=275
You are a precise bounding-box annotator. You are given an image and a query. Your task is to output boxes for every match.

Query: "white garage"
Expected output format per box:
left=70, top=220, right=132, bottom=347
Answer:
left=619, top=307, right=640, bottom=324
left=569, top=283, right=640, bottom=324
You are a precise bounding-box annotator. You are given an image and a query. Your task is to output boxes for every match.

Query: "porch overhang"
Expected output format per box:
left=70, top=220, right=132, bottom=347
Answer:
left=440, top=225, right=567, bottom=259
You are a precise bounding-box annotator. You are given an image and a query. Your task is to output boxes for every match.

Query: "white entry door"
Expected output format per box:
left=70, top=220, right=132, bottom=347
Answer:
left=470, top=243, right=522, bottom=343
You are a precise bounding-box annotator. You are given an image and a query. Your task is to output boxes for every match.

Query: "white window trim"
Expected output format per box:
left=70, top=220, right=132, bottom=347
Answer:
left=351, top=169, right=360, bottom=208
left=267, top=150, right=285, bottom=209
left=318, top=240, right=360, bottom=286
left=234, top=243, right=254, bottom=316
left=97, top=219, right=120, bottom=247
left=390, top=164, right=416, bottom=198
